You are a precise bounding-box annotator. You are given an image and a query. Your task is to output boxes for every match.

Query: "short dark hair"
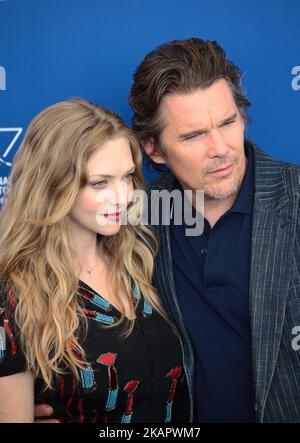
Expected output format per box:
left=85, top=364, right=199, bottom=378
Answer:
left=129, top=37, right=251, bottom=171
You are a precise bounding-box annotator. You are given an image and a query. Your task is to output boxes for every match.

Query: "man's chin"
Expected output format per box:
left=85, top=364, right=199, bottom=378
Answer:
left=204, top=184, right=240, bottom=201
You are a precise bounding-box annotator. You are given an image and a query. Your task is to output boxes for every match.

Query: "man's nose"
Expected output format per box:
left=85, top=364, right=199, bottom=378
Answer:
left=207, top=129, right=229, bottom=157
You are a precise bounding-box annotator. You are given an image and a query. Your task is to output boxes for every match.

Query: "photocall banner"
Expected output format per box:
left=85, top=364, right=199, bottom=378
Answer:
left=0, top=0, right=299, bottom=208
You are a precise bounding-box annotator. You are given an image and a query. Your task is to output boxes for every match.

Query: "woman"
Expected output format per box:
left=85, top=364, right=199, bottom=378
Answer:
left=0, top=98, right=189, bottom=423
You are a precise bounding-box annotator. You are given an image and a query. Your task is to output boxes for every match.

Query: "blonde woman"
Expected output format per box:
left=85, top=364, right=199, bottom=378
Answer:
left=0, top=99, right=188, bottom=423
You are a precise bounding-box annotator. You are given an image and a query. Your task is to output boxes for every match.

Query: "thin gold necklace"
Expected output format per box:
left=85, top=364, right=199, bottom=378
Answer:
left=80, top=257, right=104, bottom=275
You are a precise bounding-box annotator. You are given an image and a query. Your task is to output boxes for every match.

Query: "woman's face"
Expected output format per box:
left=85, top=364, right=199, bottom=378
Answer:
left=69, top=137, right=136, bottom=236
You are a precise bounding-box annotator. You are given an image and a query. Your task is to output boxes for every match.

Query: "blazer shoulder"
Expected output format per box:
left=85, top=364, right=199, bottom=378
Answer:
left=280, top=160, right=300, bottom=192
left=251, top=142, right=300, bottom=193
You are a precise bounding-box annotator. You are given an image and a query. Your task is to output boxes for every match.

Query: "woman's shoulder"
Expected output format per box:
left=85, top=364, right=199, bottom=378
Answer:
left=0, top=278, right=17, bottom=313
left=0, top=277, right=27, bottom=376
left=0, top=277, right=12, bottom=290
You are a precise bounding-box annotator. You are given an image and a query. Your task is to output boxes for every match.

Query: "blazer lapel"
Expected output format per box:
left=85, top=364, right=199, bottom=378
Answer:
left=147, top=171, right=180, bottom=320
left=249, top=144, right=299, bottom=420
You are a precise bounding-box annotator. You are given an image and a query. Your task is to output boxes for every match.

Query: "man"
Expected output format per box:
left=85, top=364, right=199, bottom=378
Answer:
left=129, top=37, right=300, bottom=423
left=36, top=38, right=300, bottom=423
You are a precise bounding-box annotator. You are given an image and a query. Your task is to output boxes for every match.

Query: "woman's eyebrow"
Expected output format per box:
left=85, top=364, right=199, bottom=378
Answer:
left=89, top=166, right=136, bottom=179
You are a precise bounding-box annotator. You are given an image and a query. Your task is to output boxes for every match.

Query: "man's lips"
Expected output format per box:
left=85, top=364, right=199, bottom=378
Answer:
left=208, top=163, right=233, bottom=174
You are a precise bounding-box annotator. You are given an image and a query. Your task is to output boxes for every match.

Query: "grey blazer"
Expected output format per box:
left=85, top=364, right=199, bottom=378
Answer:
left=146, top=140, right=300, bottom=423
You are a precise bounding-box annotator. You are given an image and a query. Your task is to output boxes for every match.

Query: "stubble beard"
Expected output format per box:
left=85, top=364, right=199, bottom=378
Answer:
left=203, top=160, right=245, bottom=201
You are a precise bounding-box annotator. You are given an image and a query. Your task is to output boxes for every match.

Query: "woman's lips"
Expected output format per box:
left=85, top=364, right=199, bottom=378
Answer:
left=102, top=211, right=123, bottom=222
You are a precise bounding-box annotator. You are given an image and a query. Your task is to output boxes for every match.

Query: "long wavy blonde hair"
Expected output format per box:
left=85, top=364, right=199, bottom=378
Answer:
left=0, top=98, right=169, bottom=389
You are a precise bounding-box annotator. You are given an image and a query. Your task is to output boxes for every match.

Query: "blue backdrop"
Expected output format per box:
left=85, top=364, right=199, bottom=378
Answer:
left=0, top=0, right=299, bottom=207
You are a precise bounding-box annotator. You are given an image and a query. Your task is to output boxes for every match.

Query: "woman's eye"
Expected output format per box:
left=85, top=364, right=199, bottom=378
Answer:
left=92, top=181, right=107, bottom=188
left=125, top=173, right=135, bottom=181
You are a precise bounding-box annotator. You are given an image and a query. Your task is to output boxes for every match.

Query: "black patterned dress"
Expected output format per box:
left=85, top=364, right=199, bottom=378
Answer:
left=0, top=279, right=189, bottom=423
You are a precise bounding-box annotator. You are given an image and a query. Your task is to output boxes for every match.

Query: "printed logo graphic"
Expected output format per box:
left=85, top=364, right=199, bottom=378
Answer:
left=291, top=66, right=300, bottom=91
left=0, top=175, right=9, bottom=205
left=0, top=128, right=23, bottom=167
left=292, top=326, right=300, bottom=351
left=0, top=326, right=6, bottom=359
left=0, top=66, right=6, bottom=91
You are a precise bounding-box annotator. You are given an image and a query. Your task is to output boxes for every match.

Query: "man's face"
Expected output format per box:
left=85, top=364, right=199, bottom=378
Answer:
left=150, top=79, right=247, bottom=202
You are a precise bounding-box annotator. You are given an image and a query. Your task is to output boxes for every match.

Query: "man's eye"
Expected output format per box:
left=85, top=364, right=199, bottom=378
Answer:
left=223, top=120, right=235, bottom=126
left=185, top=134, right=202, bottom=141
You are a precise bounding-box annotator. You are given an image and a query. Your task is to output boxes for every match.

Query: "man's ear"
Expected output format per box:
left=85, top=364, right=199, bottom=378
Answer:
left=143, top=139, right=166, bottom=165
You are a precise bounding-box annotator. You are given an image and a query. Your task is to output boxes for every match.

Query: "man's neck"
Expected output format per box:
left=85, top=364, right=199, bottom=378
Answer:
left=203, top=193, right=238, bottom=228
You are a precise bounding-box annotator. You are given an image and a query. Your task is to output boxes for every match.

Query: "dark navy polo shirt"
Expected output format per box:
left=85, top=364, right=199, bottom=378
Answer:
left=170, top=145, right=256, bottom=422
